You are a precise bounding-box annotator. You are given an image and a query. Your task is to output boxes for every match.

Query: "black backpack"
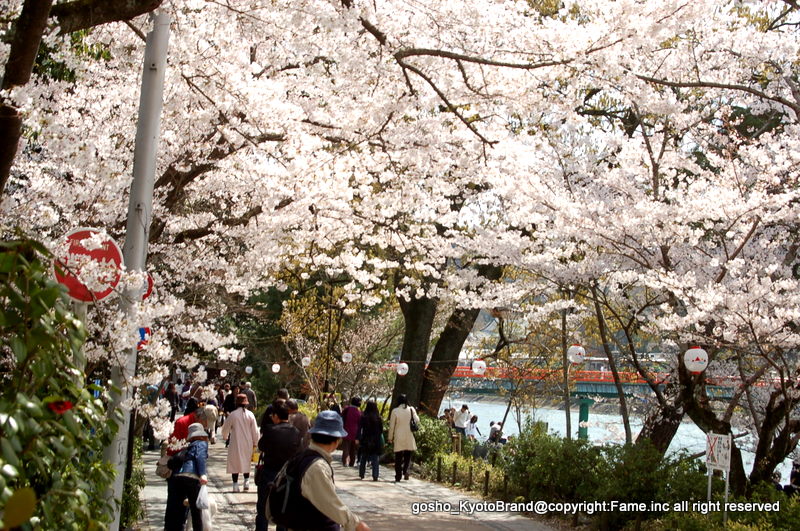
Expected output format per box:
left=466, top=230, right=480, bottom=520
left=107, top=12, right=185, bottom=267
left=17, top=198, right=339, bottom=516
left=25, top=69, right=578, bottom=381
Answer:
left=167, top=447, right=189, bottom=473
left=267, top=449, right=333, bottom=529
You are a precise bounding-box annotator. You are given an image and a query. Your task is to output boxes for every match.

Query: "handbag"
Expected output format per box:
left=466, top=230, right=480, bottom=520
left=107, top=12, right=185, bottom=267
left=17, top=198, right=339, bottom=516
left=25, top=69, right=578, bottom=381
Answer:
left=254, top=451, right=265, bottom=484
left=409, top=407, right=419, bottom=432
left=155, top=454, right=172, bottom=479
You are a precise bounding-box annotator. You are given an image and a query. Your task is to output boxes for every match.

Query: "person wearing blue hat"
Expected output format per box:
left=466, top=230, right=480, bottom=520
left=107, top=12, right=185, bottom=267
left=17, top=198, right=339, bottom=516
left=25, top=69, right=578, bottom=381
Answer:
left=267, top=410, right=370, bottom=531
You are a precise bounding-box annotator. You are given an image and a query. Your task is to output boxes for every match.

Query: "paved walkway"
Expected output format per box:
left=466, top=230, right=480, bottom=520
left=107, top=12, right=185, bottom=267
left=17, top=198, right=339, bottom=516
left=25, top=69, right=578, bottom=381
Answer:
left=139, top=443, right=558, bottom=530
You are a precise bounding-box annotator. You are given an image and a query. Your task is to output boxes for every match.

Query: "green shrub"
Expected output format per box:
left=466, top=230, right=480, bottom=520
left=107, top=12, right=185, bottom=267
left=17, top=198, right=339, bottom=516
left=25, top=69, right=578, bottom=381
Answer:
left=0, top=239, right=119, bottom=530
left=505, top=422, right=603, bottom=504
left=413, top=414, right=452, bottom=464
left=120, top=439, right=146, bottom=528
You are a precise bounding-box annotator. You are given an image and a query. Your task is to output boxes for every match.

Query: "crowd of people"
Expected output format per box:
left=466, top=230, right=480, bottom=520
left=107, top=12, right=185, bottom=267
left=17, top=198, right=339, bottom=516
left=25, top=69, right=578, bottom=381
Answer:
left=439, top=403, right=508, bottom=455
left=158, top=381, right=426, bottom=531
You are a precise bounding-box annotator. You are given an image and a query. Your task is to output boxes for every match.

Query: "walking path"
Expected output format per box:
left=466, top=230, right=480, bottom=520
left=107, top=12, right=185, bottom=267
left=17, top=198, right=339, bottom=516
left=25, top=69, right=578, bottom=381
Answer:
left=139, top=443, right=559, bottom=530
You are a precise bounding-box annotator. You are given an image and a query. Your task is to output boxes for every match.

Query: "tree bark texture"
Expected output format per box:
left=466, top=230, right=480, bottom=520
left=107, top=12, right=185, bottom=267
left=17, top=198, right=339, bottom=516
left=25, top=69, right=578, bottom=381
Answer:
left=418, top=264, right=502, bottom=416
left=0, top=0, right=54, bottom=196
left=391, top=294, right=438, bottom=409
left=50, top=0, right=164, bottom=35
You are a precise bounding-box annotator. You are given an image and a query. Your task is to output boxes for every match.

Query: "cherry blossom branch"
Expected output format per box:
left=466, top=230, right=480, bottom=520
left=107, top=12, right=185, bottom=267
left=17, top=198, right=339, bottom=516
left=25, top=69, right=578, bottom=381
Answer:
left=635, top=73, right=800, bottom=120
left=395, top=58, right=496, bottom=145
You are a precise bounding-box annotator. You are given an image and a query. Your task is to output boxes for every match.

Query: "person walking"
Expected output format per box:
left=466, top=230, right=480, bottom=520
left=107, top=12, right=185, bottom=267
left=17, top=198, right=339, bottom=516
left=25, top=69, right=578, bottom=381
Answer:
left=164, top=423, right=209, bottom=531
left=387, top=394, right=420, bottom=482
left=242, top=381, right=258, bottom=412
left=266, top=410, right=370, bottom=531
left=255, top=400, right=301, bottom=531
left=287, top=399, right=311, bottom=449
left=356, top=400, right=384, bottom=481
left=340, top=396, right=362, bottom=467
left=165, top=382, right=180, bottom=422
left=221, top=393, right=259, bottom=492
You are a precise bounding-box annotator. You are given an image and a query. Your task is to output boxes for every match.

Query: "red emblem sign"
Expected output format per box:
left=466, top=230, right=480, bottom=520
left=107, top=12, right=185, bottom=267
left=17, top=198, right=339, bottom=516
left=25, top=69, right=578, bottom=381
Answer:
left=53, top=228, right=123, bottom=302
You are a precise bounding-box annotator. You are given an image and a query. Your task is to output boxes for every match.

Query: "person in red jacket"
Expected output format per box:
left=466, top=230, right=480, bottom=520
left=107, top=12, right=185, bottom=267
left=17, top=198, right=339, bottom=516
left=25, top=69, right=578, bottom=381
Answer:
left=167, top=398, right=200, bottom=455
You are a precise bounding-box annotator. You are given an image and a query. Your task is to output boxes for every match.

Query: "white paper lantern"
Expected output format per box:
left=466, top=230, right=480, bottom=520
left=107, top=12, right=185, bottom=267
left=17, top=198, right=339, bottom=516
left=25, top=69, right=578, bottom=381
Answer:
left=301, top=356, right=312, bottom=367
left=198, top=365, right=205, bottom=372
left=396, top=362, right=409, bottom=376
left=684, top=346, right=709, bottom=374
left=175, top=368, right=182, bottom=376
left=471, top=359, right=487, bottom=375
left=219, top=369, right=227, bottom=378
left=271, top=363, right=281, bottom=373
left=341, top=352, right=353, bottom=363
left=567, top=344, right=586, bottom=364
left=245, top=366, right=253, bottom=374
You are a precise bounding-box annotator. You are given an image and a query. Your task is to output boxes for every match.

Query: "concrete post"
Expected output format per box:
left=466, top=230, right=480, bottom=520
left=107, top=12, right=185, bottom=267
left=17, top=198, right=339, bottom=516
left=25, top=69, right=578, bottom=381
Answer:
left=104, top=12, right=170, bottom=530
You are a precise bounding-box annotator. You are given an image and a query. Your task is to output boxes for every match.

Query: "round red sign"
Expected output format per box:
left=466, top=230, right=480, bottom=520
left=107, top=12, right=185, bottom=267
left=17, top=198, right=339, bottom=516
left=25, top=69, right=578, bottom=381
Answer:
left=53, top=228, right=123, bottom=302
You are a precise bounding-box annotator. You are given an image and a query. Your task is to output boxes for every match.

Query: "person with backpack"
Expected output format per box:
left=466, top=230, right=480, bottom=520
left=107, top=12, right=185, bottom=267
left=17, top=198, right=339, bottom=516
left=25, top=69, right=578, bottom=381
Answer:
left=388, top=394, right=420, bottom=482
left=266, top=410, right=370, bottom=531
left=255, top=400, right=301, bottom=531
left=164, top=423, right=209, bottom=530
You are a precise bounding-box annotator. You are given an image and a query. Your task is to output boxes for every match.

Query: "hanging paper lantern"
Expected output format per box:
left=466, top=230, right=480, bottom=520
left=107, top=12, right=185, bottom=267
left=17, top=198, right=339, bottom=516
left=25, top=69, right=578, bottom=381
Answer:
left=301, top=356, right=312, bottom=367
left=245, top=366, right=253, bottom=374
left=471, top=359, right=487, bottom=375
left=684, top=346, right=709, bottom=374
left=341, top=352, right=353, bottom=363
left=396, top=362, right=409, bottom=376
left=271, top=363, right=281, bottom=373
left=219, top=369, right=227, bottom=378
left=198, top=365, right=205, bottom=372
left=175, top=368, right=182, bottom=376
left=567, top=344, right=586, bottom=364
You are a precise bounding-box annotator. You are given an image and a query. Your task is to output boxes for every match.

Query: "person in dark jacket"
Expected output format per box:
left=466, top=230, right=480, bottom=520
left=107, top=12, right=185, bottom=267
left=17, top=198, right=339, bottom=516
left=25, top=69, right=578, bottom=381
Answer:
left=255, top=400, right=301, bottom=531
left=164, top=423, right=209, bottom=531
left=357, top=400, right=384, bottom=481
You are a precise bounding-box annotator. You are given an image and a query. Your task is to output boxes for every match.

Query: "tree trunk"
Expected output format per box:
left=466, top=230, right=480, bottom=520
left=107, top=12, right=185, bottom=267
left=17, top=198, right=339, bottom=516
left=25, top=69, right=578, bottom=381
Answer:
left=0, top=0, right=54, bottom=196
left=590, top=284, right=632, bottom=443
left=418, top=307, right=482, bottom=416
left=635, top=391, right=684, bottom=454
left=561, top=306, right=572, bottom=439
left=747, top=390, right=800, bottom=490
left=391, top=294, right=438, bottom=409
left=417, top=264, right=502, bottom=416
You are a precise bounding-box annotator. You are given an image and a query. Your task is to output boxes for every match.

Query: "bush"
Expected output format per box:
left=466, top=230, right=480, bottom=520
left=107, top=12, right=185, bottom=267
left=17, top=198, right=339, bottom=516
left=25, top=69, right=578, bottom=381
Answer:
left=505, top=421, right=603, bottom=505
left=413, top=414, right=452, bottom=464
left=120, top=439, right=146, bottom=528
left=0, top=239, right=119, bottom=529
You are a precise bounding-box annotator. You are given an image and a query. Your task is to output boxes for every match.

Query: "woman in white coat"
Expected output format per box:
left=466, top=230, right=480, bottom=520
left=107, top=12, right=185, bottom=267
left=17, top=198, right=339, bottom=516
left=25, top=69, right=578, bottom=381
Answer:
left=388, top=394, right=420, bottom=482
left=221, top=393, right=259, bottom=492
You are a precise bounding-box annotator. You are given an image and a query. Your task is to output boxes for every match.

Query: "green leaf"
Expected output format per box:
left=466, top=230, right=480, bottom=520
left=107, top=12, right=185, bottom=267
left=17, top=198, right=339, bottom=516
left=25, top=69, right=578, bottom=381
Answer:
left=9, top=336, right=27, bottom=363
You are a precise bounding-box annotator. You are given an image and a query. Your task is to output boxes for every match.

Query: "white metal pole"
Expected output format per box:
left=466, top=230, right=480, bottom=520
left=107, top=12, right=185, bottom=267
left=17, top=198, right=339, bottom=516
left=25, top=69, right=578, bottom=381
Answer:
left=104, top=12, right=170, bottom=530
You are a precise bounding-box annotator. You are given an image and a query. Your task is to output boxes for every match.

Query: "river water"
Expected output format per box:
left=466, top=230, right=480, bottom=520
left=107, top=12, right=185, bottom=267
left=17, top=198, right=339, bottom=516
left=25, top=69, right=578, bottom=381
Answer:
left=440, top=395, right=795, bottom=485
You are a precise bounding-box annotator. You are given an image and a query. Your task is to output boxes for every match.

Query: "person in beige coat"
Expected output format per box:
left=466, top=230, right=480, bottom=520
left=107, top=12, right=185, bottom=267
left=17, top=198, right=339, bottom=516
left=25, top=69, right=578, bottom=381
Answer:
left=221, top=393, right=259, bottom=492
left=388, top=394, right=420, bottom=482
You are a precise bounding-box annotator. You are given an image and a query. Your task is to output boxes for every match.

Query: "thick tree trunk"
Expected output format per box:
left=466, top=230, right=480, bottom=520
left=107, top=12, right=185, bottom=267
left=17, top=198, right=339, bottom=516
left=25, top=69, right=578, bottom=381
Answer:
left=418, top=264, right=502, bottom=416
left=0, top=0, right=54, bottom=196
left=747, top=390, right=800, bottom=489
left=391, top=294, right=438, bottom=409
left=636, top=393, right=684, bottom=454
left=50, top=0, right=164, bottom=35
left=418, top=307, right=482, bottom=416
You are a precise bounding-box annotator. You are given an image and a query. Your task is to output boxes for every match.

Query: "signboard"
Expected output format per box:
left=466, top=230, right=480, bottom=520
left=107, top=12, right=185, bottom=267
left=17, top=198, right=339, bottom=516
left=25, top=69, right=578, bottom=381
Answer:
left=54, top=228, right=123, bottom=302
left=142, top=273, right=154, bottom=301
left=706, top=432, right=732, bottom=472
